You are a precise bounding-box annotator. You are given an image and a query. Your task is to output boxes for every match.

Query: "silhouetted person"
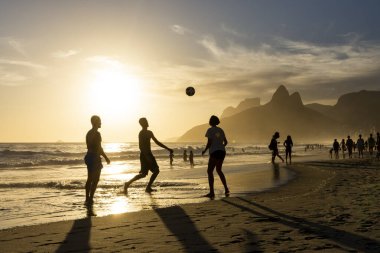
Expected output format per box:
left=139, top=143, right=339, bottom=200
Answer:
left=189, top=150, right=194, bottom=167
left=183, top=150, right=188, bottom=162
left=84, top=115, right=110, bottom=205
left=333, top=139, right=340, bottom=159
left=329, top=148, right=333, bottom=159
left=357, top=134, right=365, bottom=158
left=124, top=118, right=173, bottom=193
left=283, top=135, right=293, bottom=164
left=346, top=136, right=354, bottom=158
left=376, top=132, right=380, bottom=160
left=169, top=152, right=174, bottom=166
left=340, top=138, right=346, bottom=159
left=202, top=115, right=229, bottom=198
left=368, top=133, right=376, bottom=157
left=269, top=132, right=284, bottom=163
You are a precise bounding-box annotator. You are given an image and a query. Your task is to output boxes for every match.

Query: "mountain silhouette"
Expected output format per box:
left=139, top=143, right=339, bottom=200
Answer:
left=178, top=85, right=343, bottom=143
left=221, top=98, right=260, bottom=118
left=306, top=90, right=380, bottom=131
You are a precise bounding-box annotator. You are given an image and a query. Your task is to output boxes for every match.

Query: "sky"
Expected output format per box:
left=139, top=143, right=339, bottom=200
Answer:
left=1, top=0, right=380, bottom=142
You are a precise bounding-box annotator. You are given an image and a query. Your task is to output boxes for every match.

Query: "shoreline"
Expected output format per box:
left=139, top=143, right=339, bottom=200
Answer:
left=0, top=158, right=379, bottom=252
left=0, top=160, right=296, bottom=230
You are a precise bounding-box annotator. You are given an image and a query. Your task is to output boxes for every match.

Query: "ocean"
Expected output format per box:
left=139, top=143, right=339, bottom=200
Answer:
left=0, top=142, right=324, bottom=230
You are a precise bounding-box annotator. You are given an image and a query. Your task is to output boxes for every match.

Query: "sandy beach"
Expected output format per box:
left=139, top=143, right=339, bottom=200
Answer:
left=0, top=158, right=379, bottom=253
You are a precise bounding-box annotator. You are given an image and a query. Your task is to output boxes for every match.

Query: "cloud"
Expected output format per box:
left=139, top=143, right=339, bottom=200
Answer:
left=52, top=49, right=79, bottom=58
left=0, top=37, right=27, bottom=56
left=0, top=58, right=47, bottom=86
left=0, top=66, right=27, bottom=84
left=7, top=38, right=27, bottom=56
left=170, top=25, right=189, bottom=35
left=0, top=59, right=46, bottom=69
left=151, top=34, right=380, bottom=104
left=198, top=36, right=225, bottom=58
left=221, top=24, right=246, bottom=38
left=86, top=55, right=124, bottom=68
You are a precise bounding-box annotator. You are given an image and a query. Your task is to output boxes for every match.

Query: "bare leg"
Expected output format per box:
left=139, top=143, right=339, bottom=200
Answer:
left=85, top=177, right=91, bottom=202
left=124, top=173, right=146, bottom=193
left=87, top=169, right=101, bottom=203
left=277, top=154, right=284, bottom=162
left=206, top=159, right=216, bottom=197
left=146, top=170, right=159, bottom=192
left=216, top=161, right=229, bottom=196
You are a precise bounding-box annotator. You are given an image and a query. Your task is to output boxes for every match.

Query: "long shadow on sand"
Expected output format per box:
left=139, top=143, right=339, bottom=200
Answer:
left=55, top=205, right=94, bottom=253
left=155, top=206, right=219, bottom=253
left=222, top=197, right=380, bottom=252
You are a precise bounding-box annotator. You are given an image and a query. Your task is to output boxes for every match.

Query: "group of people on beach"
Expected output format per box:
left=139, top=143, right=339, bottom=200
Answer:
left=84, top=115, right=229, bottom=205
left=269, top=132, right=294, bottom=164
left=330, top=132, right=380, bottom=159
left=181, top=149, right=194, bottom=167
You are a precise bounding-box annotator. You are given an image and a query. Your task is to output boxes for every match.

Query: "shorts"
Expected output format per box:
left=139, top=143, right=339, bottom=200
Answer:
left=210, top=150, right=226, bottom=161
left=139, top=152, right=159, bottom=176
left=84, top=153, right=103, bottom=172
left=272, top=149, right=279, bottom=156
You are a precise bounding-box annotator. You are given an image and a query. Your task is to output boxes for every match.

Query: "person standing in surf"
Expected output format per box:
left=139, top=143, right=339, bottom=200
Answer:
left=124, top=117, right=173, bottom=193
left=84, top=115, right=110, bottom=205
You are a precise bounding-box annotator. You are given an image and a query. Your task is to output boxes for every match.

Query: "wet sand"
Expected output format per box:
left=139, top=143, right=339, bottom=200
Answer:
left=0, top=159, right=379, bottom=252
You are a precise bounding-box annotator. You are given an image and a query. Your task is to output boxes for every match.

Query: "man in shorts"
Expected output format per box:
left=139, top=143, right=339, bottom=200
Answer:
left=84, top=115, right=110, bottom=204
left=124, top=118, right=173, bottom=193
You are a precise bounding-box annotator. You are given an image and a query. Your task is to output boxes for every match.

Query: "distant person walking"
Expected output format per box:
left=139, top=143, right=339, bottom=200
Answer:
left=333, top=139, right=340, bottom=159
left=283, top=135, right=293, bottom=164
left=269, top=132, right=284, bottom=163
left=183, top=150, right=188, bottom=162
left=124, top=118, right=173, bottom=193
left=202, top=115, right=229, bottom=198
left=84, top=115, right=110, bottom=205
left=357, top=134, right=365, bottom=158
left=346, top=136, right=354, bottom=158
left=189, top=150, right=194, bottom=167
left=169, top=152, right=174, bottom=166
left=368, top=133, right=376, bottom=157
left=340, top=139, right=346, bottom=159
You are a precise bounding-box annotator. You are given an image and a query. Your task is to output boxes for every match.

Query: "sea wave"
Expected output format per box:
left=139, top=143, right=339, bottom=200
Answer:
left=0, top=181, right=198, bottom=190
left=0, top=149, right=272, bottom=169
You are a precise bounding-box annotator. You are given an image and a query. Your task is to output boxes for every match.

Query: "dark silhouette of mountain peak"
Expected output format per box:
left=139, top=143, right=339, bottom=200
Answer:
left=289, top=92, right=303, bottom=107
left=268, top=85, right=303, bottom=107
left=271, top=85, right=289, bottom=103
left=177, top=86, right=380, bottom=143
left=221, top=97, right=260, bottom=118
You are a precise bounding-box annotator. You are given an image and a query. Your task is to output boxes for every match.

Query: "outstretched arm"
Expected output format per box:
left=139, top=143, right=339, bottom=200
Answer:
left=152, top=135, right=173, bottom=153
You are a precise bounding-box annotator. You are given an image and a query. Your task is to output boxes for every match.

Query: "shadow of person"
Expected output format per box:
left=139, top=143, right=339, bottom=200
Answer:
left=55, top=205, right=93, bottom=253
left=155, top=206, right=219, bottom=253
left=222, top=197, right=380, bottom=252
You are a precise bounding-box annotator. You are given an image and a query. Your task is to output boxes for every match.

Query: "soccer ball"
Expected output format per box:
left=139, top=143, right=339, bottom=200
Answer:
left=186, top=86, right=195, bottom=96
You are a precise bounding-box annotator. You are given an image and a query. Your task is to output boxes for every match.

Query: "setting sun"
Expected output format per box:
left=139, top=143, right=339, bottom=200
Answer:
left=86, top=62, right=144, bottom=122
